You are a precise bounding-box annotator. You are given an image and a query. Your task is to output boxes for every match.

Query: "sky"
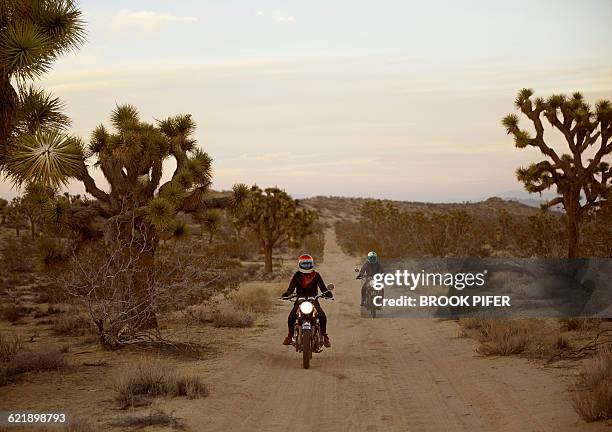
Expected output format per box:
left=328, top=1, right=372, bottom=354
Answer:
left=2, top=0, right=612, bottom=202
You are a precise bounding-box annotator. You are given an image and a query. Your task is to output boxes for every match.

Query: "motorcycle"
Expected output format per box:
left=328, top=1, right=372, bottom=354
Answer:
left=355, top=267, right=381, bottom=318
left=280, top=284, right=334, bottom=369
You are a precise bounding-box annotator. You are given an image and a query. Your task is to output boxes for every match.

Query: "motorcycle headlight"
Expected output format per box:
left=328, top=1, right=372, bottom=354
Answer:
left=299, top=301, right=314, bottom=315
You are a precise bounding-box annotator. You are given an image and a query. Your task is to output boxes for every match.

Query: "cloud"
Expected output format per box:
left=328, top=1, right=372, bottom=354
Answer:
left=256, top=11, right=296, bottom=23
left=273, top=15, right=296, bottom=23
left=112, top=10, right=198, bottom=32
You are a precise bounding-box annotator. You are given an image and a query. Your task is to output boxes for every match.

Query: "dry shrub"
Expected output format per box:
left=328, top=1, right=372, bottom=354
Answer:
left=39, top=417, right=97, bottom=432
left=114, top=358, right=208, bottom=409
left=231, top=285, right=274, bottom=314
left=211, top=305, right=254, bottom=328
left=458, top=316, right=488, bottom=330
left=554, top=335, right=570, bottom=350
left=0, top=332, right=22, bottom=362
left=475, top=319, right=529, bottom=356
left=175, top=375, right=209, bottom=399
left=560, top=317, right=602, bottom=332
left=573, top=352, right=612, bottom=422
left=33, top=304, right=63, bottom=318
left=65, top=417, right=97, bottom=432
left=110, top=409, right=184, bottom=430
left=0, top=237, right=35, bottom=273
left=5, top=347, right=68, bottom=376
left=52, top=312, right=97, bottom=337
left=1, top=304, right=32, bottom=322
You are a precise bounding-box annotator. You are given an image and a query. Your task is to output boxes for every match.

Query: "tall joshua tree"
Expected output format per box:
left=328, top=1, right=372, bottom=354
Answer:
left=503, top=89, right=612, bottom=257
left=242, top=186, right=317, bottom=273
left=7, top=105, right=235, bottom=341
left=0, top=0, right=85, bottom=164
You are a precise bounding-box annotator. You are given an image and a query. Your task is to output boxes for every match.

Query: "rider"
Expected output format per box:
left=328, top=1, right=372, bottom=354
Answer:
left=357, top=251, right=385, bottom=306
left=281, top=254, right=333, bottom=347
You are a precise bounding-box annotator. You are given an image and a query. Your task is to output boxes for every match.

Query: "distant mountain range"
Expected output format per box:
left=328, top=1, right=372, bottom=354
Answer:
left=495, top=190, right=564, bottom=211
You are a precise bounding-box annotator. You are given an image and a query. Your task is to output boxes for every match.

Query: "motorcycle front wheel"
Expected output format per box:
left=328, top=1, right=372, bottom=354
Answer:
left=302, top=330, right=311, bottom=369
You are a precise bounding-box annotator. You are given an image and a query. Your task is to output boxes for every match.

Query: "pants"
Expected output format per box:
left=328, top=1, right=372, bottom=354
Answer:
left=288, top=300, right=327, bottom=335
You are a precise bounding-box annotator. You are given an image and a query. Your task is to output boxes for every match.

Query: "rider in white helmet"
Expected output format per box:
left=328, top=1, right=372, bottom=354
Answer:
left=357, top=251, right=385, bottom=306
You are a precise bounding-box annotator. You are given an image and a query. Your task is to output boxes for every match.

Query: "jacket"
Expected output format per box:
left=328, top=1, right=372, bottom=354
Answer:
left=284, top=271, right=331, bottom=298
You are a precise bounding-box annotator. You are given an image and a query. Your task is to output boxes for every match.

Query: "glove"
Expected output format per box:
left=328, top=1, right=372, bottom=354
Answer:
left=281, top=292, right=291, bottom=299
left=322, top=291, right=333, bottom=299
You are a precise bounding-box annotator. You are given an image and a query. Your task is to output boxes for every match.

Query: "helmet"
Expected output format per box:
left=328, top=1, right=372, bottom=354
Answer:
left=298, top=254, right=314, bottom=273
left=367, top=251, right=378, bottom=264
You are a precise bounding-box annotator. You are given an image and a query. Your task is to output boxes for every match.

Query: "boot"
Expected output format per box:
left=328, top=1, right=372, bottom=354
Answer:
left=282, top=333, right=292, bottom=345
left=323, top=334, right=331, bottom=348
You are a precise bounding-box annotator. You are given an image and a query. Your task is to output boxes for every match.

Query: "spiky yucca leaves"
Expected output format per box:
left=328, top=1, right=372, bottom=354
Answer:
left=0, top=0, right=85, bottom=167
left=502, top=89, right=612, bottom=257
left=16, top=85, right=71, bottom=133
left=165, top=218, right=190, bottom=242
left=0, top=0, right=85, bottom=79
left=147, top=197, right=175, bottom=231
left=7, top=129, right=83, bottom=188
left=194, top=208, right=222, bottom=243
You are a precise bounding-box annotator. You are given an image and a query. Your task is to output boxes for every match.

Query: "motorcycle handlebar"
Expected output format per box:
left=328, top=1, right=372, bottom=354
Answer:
left=279, top=294, right=334, bottom=301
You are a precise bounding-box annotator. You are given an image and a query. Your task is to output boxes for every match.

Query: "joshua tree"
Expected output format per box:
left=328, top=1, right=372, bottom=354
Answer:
left=227, top=183, right=249, bottom=241
left=194, top=208, right=222, bottom=243
left=0, top=198, right=7, bottom=224
left=20, top=182, right=54, bottom=237
left=6, top=196, right=24, bottom=236
left=503, top=89, right=612, bottom=257
left=6, top=105, right=236, bottom=344
left=0, top=0, right=85, bottom=165
left=242, top=186, right=316, bottom=273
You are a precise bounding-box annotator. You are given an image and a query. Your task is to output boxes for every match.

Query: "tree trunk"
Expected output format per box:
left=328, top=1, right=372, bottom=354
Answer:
left=208, top=232, right=214, bottom=244
left=567, top=213, right=580, bottom=258
left=264, top=244, right=273, bottom=273
left=566, top=192, right=581, bottom=258
left=30, top=219, right=35, bottom=238
left=0, top=73, right=17, bottom=162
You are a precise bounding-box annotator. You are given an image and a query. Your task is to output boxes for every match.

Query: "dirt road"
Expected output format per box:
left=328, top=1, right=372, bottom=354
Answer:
left=168, top=230, right=604, bottom=432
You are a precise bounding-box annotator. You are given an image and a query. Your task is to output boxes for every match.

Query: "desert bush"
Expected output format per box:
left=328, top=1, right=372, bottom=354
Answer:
left=39, top=417, right=97, bottom=432
left=0, top=304, right=32, bottom=322
left=572, top=352, right=612, bottom=422
left=114, top=358, right=208, bottom=409
left=33, top=304, right=63, bottom=318
left=0, top=237, right=35, bottom=273
left=560, top=317, right=602, bottom=332
left=51, top=237, right=242, bottom=349
left=110, top=409, right=183, bottom=429
left=5, top=347, right=68, bottom=376
left=65, top=417, right=97, bottom=432
left=175, top=375, right=209, bottom=399
left=335, top=201, right=487, bottom=258
left=52, top=312, right=97, bottom=337
left=211, top=306, right=254, bottom=328
left=475, top=319, right=529, bottom=356
left=458, top=316, right=488, bottom=331
left=231, top=286, right=274, bottom=314
left=0, top=332, right=22, bottom=362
